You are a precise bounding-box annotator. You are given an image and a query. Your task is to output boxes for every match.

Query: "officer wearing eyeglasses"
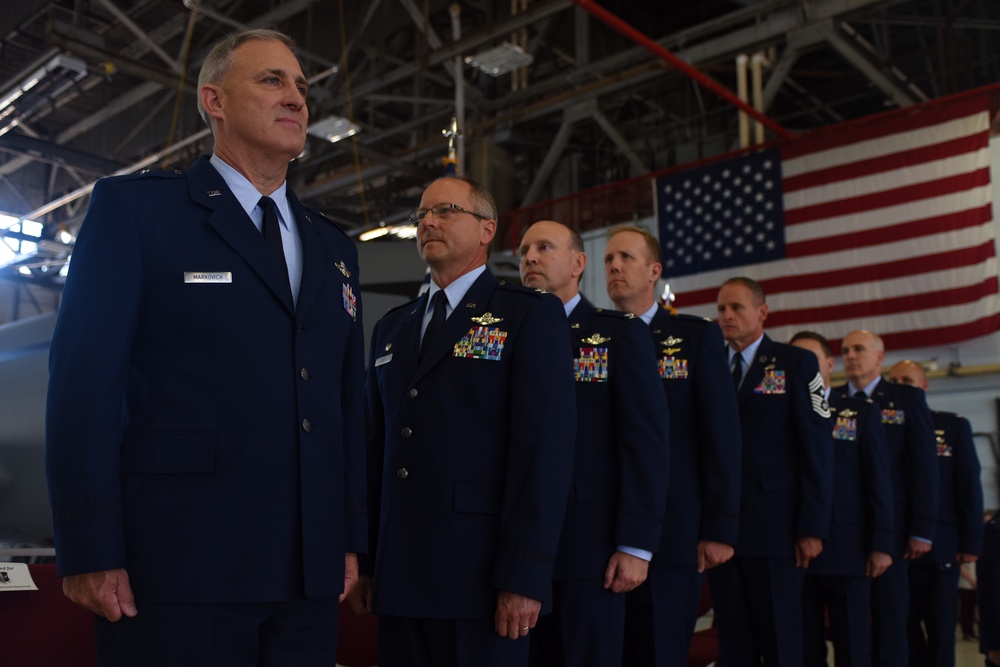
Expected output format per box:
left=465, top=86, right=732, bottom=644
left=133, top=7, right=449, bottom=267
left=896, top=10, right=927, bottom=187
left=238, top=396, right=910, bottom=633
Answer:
left=350, top=177, right=577, bottom=667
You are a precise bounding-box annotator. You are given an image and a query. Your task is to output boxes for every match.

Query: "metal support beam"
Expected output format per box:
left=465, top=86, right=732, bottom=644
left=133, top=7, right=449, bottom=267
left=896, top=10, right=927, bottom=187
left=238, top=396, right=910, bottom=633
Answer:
left=820, top=19, right=923, bottom=108
left=95, top=0, right=180, bottom=73
left=592, top=108, right=648, bottom=176
left=521, top=113, right=575, bottom=207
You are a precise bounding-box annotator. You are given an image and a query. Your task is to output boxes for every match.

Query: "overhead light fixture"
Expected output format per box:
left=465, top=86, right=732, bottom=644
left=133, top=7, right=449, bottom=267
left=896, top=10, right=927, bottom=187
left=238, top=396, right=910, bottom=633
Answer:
left=307, top=115, right=360, bottom=144
left=0, top=53, right=88, bottom=137
left=464, top=42, right=534, bottom=77
left=358, top=223, right=418, bottom=242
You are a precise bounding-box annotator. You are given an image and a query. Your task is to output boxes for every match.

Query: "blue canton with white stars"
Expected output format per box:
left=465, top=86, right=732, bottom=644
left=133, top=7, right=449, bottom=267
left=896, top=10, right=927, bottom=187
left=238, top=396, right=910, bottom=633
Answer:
left=656, top=148, right=786, bottom=277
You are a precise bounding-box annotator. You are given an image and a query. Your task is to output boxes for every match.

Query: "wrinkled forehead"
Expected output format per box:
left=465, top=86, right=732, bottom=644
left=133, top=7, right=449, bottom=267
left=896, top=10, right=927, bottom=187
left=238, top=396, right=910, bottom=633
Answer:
left=420, top=179, right=471, bottom=208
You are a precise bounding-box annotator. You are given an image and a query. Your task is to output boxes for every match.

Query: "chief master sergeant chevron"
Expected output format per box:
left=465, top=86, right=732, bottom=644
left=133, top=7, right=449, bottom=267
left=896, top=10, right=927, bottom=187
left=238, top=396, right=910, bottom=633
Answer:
left=351, top=177, right=576, bottom=667
left=45, top=29, right=367, bottom=666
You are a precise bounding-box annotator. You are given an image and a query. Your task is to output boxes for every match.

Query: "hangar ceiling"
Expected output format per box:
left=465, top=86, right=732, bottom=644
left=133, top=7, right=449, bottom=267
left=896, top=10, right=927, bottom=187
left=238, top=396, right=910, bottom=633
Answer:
left=0, top=0, right=998, bottom=294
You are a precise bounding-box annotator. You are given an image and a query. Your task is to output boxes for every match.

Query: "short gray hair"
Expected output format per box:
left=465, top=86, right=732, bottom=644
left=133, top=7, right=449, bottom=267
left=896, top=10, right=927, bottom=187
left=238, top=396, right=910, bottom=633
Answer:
left=197, top=29, right=296, bottom=126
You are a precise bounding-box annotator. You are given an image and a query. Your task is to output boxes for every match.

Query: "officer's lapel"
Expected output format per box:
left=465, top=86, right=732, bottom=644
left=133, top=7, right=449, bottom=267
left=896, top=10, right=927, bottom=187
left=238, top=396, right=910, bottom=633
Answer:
left=189, top=159, right=294, bottom=314
left=287, top=192, right=332, bottom=323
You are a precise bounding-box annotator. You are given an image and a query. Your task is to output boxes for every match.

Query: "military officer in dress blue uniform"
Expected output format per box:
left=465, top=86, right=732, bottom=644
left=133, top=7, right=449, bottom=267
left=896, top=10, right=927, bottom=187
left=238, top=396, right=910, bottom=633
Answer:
left=517, top=220, right=670, bottom=667
left=45, top=30, right=367, bottom=666
left=602, top=226, right=741, bottom=667
left=838, top=332, right=938, bottom=667
left=791, top=331, right=894, bottom=667
left=712, top=277, right=834, bottom=667
left=353, top=178, right=576, bottom=667
left=886, top=360, right=984, bottom=667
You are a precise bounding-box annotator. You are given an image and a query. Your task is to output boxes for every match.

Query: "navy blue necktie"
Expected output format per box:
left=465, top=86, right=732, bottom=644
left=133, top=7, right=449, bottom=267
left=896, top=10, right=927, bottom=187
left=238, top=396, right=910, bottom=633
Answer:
left=420, top=291, right=447, bottom=360
left=258, top=196, right=291, bottom=296
left=731, top=353, right=743, bottom=388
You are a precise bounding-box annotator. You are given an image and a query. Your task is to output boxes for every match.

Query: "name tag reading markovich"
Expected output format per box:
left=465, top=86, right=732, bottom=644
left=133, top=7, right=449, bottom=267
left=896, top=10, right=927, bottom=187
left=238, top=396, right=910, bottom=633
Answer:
left=184, top=272, right=232, bottom=284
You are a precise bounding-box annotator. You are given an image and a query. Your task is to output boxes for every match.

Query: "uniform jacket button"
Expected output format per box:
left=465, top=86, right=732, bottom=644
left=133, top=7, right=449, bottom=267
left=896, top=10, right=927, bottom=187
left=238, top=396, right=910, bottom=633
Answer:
left=408, top=388, right=418, bottom=398
left=302, top=418, right=312, bottom=432
left=401, top=427, right=412, bottom=437
left=396, top=468, right=409, bottom=479
left=300, top=368, right=309, bottom=381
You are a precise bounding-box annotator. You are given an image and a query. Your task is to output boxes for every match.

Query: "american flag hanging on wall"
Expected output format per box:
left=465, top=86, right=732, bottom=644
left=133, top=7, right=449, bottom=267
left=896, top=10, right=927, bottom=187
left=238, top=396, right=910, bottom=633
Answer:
left=659, top=92, right=997, bottom=351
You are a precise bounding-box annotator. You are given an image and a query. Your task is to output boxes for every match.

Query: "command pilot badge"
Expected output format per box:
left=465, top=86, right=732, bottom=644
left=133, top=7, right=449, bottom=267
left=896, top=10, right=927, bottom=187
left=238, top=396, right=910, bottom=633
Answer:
left=575, top=347, right=609, bottom=382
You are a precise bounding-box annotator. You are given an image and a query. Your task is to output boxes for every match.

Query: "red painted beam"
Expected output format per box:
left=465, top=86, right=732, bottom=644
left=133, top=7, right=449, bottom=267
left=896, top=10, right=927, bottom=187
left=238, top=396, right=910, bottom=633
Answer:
left=572, top=0, right=793, bottom=140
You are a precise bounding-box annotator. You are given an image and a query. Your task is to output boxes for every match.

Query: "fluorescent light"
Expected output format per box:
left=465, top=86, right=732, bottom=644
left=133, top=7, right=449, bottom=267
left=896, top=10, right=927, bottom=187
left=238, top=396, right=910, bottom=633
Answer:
left=359, top=226, right=390, bottom=241
left=358, top=224, right=419, bottom=242
left=307, top=115, right=360, bottom=144
left=0, top=54, right=88, bottom=137
left=465, top=42, right=534, bottom=77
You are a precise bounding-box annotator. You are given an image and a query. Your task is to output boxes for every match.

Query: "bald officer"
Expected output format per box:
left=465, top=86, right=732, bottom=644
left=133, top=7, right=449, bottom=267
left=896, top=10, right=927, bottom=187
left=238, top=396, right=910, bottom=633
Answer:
left=603, top=225, right=741, bottom=667
left=838, top=331, right=938, bottom=667
left=517, top=220, right=669, bottom=667
left=356, top=178, right=576, bottom=667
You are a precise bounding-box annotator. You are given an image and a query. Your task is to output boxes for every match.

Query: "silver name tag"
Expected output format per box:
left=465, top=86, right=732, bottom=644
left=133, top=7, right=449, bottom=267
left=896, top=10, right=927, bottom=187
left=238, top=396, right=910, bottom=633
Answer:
left=375, top=354, right=393, bottom=367
left=184, top=272, right=232, bottom=284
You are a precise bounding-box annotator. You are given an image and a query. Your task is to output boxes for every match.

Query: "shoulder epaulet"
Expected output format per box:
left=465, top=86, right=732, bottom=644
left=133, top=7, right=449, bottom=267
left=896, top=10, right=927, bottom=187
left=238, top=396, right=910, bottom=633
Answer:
left=591, top=307, right=634, bottom=320
left=672, top=312, right=713, bottom=324
left=112, top=167, right=185, bottom=183
left=496, top=279, right=548, bottom=298
left=383, top=297, right=422, bottom=316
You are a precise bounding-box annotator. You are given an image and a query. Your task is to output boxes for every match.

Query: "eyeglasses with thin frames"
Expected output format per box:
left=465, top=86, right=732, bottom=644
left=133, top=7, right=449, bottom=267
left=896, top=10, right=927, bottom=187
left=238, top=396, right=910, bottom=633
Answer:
left=408, top=203, right=489, bottom=223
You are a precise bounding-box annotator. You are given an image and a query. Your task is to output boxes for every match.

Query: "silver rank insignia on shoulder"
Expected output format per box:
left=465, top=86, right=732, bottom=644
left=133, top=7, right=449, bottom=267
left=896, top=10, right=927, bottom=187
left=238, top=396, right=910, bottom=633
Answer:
left=582, top=333, right=611, bottom=345
left=471, top=312, right=503, bottom=325
left=808, top=372, right=831, bottom=417
left=336, top=260, right=351, bottom=278
left=534, top=288, right=548, bottom=294
left=624, top=313, right=636, bottom=319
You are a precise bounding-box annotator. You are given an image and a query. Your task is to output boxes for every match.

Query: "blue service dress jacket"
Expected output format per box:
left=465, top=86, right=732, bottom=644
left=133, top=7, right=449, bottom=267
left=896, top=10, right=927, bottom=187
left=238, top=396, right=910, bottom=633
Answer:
left=553, top=297, right=670, bottom=578
left=808, top=393, right=894, bottom=576
left=45, top=156, right=368, bottom=603
left=834, top=378, right=938, bottom=555
left=364, top=269, right=576, bottom=618
left=732, top=334, right=834, bottom=556
left=923, top=411, right=983, bottom=563
left=647, top=309, right=741, bottom=565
